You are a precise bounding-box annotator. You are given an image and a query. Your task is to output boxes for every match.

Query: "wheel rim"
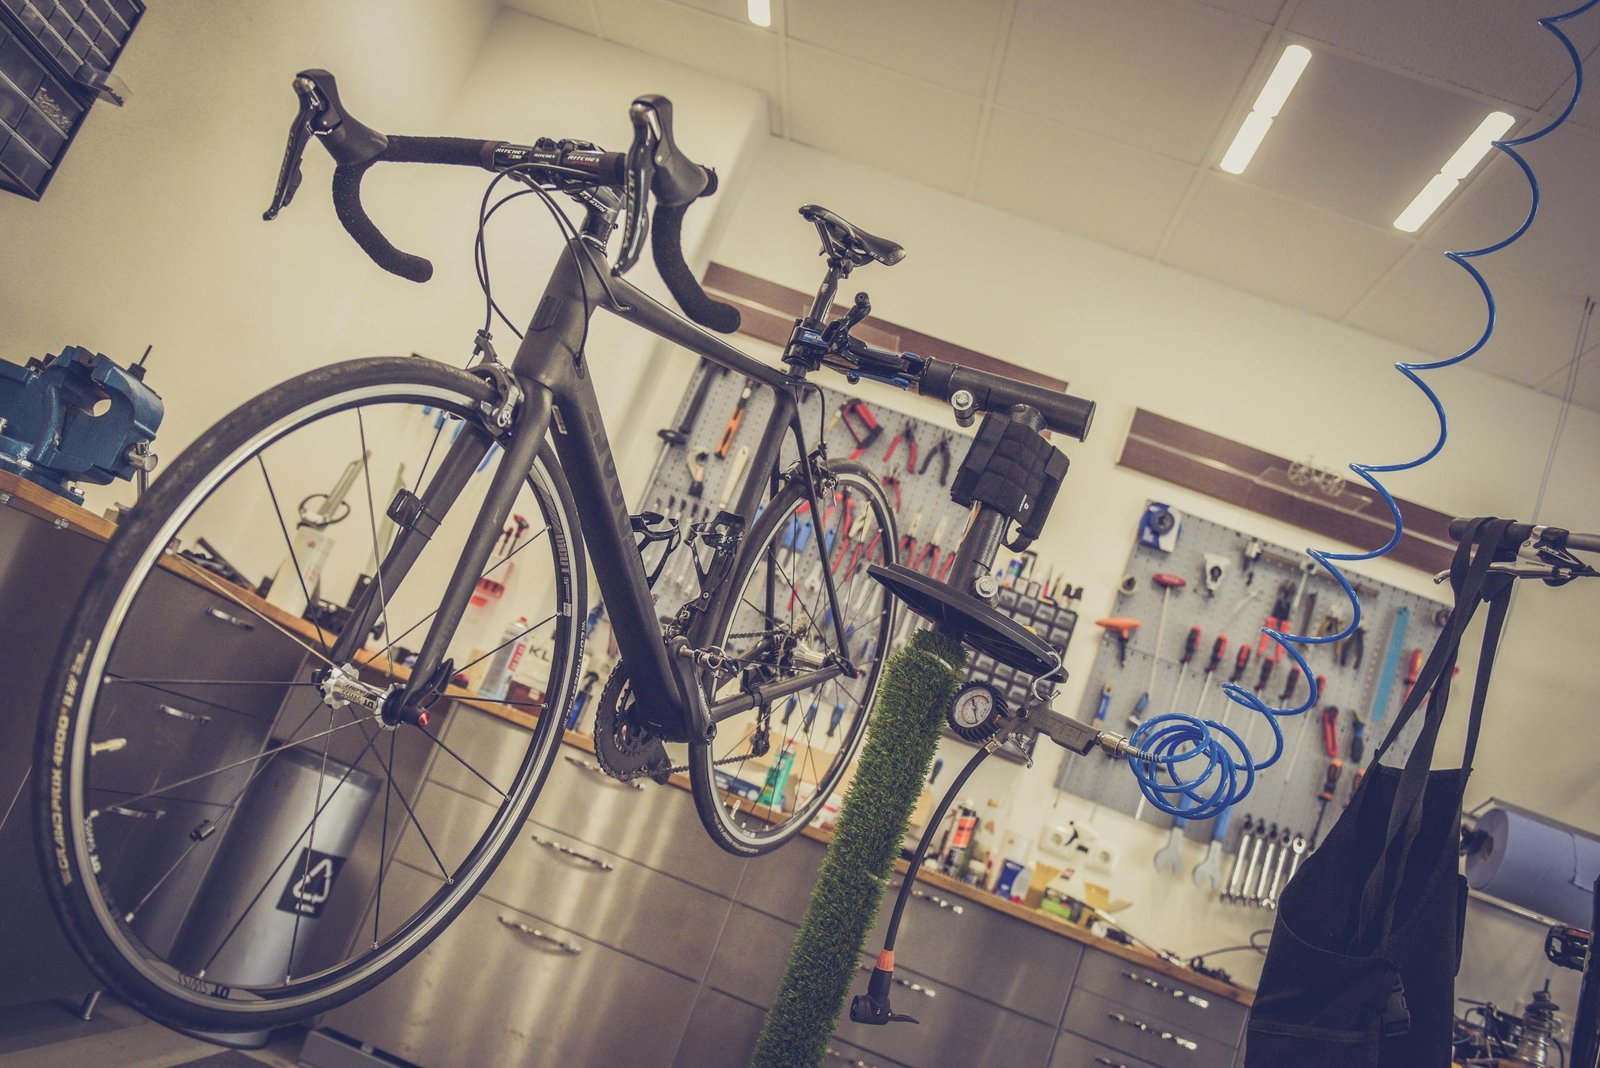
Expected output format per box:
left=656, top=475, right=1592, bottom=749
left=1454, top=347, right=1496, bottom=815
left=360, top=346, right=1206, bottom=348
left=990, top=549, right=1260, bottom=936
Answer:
left=696, top=471, right=895, bottom=848
left=55, top=377, right=579, bottom=1017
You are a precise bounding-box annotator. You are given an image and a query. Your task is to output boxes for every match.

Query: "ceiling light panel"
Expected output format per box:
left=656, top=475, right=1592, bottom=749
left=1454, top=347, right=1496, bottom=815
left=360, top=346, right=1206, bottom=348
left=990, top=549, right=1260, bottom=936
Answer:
left=1394, top=111, right=1516, bottom=231
left=1226, top=49, right=1500, bottom=229
left=1219, top=44, right=1311, bottom=174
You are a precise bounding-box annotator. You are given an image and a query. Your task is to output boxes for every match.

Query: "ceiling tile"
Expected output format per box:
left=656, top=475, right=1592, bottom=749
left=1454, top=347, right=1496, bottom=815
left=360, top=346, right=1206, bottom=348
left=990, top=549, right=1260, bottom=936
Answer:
left=1191, top=0, right=1287, bottom=22
left=1538, top=343, right=1600, bottom=410
left=971, top=107, right=1196, bottom=257
left=1288, top=0, right=1600, bottom=108
left=996, top=0, right=1268, bottom=163
left=1349, top=251, right=1587, bottom=386
left=669, top=0, right=748, bottom=21
left=503, top=0, right=600, bottom=34
left=784, top=43, right=982, bottom=195
left=593, top=0, right=780, bottom=99
left=1239, top=49, right=1509, bottom=228
left=1161, top=173, right=1412, bottom=319
left=785, top=0, right=1006, bottom=98
left=1424, top=119, right=1600, bottom=295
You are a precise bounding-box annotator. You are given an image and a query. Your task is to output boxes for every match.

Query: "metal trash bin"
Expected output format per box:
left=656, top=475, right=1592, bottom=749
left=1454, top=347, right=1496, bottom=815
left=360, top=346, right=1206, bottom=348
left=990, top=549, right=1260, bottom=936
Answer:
left=171, top=746, right=380, bottom=1002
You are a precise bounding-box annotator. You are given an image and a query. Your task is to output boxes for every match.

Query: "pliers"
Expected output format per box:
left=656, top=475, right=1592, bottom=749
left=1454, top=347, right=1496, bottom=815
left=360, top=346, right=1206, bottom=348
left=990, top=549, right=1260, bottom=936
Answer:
left=883, top=421, right=918, bottom=473
left=918, top=433, right=954, bottom=486
left=1338, top=625, right=1366, bottom=670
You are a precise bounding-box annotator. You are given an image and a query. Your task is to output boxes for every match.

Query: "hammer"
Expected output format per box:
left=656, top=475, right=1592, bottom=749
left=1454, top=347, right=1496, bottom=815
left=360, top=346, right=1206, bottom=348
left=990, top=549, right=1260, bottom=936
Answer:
left=1095, top=617, right=1141, bottom=668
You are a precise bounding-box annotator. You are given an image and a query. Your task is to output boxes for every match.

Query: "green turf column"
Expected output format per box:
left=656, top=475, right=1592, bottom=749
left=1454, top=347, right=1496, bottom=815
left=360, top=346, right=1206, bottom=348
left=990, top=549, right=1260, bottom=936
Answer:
left=750, top=627, right=966, bottom=1068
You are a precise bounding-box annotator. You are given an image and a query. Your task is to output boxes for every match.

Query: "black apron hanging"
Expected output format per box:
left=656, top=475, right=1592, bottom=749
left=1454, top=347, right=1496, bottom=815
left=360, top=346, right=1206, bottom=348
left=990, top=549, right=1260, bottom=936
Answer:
left=1245, top=518, right=1516, bottom=1068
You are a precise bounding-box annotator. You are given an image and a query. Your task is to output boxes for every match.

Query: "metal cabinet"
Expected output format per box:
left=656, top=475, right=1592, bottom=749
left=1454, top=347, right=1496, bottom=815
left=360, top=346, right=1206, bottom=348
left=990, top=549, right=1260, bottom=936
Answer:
left=1062, top=985, right=1238, bottom=1068
left=1072, top=948, right=1248, bottom=1048
left=325, top=860, right=701, bottom=1068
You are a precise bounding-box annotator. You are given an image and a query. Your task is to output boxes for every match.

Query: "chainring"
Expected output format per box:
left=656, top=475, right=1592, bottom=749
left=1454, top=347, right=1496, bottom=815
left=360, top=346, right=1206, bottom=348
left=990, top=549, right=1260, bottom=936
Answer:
left=591, top=669, right=673, bottom=783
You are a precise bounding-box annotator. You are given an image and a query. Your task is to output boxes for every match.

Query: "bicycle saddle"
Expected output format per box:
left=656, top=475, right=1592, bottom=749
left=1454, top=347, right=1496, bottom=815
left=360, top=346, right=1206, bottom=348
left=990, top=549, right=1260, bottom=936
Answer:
left=800, top=204, right=906, bottom=268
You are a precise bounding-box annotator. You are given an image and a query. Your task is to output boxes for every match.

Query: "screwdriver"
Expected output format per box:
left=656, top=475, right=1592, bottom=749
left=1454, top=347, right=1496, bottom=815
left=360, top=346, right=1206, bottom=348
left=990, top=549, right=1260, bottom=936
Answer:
left=1309, top=759, right=1342, bottom=848
left=1217, top=644, right=1253, bottom=729
left=1192, top=635, right=1228, bottom=718
left=1344, top=714, right=1367, bottom=806
left=1169, top=626, right=1202, bottom=711
left=1280, top=688, right=1332, bottom=784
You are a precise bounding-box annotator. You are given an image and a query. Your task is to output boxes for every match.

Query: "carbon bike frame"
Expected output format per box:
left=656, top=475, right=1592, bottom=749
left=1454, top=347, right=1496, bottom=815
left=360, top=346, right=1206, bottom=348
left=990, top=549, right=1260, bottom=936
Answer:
left=330, top=233, right=855, bottom=745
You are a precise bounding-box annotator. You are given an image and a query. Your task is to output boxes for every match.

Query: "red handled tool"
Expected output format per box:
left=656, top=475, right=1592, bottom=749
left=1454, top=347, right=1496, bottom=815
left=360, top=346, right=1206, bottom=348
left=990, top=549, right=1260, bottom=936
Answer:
left=1169, top=626, right=1202, bottom=710
left=1309, top=759, right=1342, bottom=848
left=715, top=377, right=755, bottom=458
left=1192, top=635, right=1227, bottom=717
left=882, top=421, right=918, bottom=473
left=1096, top=617, right=1142, bottom=668
left=840, top=400, right=881, bottom=460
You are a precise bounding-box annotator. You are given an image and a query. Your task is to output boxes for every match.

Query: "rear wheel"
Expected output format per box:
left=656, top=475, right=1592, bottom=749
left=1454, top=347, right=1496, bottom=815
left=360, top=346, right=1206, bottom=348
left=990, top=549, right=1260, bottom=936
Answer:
left=33, top=357, right=584, bottom=1031
left=686, top=460, right=897, bottom=856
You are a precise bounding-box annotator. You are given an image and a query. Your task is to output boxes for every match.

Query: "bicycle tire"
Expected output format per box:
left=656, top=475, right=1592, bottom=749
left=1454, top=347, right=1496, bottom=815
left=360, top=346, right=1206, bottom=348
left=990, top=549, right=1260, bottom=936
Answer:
left=688, top=459, right=898, bottom=856
left=33, top=356, right=585, bottom=1031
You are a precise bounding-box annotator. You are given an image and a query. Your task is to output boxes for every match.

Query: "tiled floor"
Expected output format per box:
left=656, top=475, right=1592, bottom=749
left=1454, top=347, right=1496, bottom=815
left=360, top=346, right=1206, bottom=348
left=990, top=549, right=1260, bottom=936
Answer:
left=0, top=996, right=306, bottom=1068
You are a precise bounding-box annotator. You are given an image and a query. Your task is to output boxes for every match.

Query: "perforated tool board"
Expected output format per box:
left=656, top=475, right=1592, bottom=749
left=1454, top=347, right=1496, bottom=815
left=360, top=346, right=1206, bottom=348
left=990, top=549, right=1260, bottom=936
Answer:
left=1055, top=504, right=1448, bottom=851
left=638, top=360, right=1080, bottom=763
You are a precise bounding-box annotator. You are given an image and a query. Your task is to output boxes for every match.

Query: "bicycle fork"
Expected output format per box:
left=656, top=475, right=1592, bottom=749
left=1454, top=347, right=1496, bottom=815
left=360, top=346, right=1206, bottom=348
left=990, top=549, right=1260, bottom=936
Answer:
left=326, top=383, right=553, bottom=725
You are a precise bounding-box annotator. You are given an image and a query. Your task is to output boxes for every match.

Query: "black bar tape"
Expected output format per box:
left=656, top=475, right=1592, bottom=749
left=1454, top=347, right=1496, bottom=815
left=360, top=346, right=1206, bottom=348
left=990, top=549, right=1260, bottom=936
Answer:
left=332, top=160, right=432, bottom=283
left=329, top=136, right=499, bottom=283
left=651, top=201, right=741, bottom=334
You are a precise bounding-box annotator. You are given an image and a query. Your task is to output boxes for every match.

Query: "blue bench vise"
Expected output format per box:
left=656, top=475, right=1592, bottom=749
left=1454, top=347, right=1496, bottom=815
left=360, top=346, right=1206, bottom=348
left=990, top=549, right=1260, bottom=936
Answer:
left=0, top=345, right=164, bottom=504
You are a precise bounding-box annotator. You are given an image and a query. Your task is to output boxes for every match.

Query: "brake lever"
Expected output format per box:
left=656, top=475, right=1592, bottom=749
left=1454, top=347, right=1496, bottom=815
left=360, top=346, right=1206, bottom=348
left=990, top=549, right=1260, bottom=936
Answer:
left=614, top=101, right=659, bottom=276
left=263, top=76, right=324, bottom=221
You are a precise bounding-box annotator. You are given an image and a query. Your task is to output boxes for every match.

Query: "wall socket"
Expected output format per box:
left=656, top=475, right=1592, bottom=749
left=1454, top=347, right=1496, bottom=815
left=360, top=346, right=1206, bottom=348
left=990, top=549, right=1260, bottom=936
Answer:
left=1039, top=824, right=1117, bottom=874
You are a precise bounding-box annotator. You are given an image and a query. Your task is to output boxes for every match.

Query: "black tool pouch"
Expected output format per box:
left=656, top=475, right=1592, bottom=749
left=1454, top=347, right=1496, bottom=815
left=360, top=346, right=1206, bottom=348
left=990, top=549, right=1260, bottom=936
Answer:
left=949, top=412, right=1068, bottom=551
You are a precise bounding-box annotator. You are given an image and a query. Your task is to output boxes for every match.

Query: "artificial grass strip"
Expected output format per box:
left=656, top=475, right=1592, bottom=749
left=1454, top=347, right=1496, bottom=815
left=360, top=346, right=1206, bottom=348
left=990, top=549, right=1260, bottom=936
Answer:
left=750, top=627, right=966, bottom=1068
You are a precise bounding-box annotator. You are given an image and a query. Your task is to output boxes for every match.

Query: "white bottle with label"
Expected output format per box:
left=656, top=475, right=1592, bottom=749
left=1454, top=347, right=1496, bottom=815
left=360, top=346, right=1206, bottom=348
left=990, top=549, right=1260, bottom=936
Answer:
left=478, top=616, right=531, bottom=701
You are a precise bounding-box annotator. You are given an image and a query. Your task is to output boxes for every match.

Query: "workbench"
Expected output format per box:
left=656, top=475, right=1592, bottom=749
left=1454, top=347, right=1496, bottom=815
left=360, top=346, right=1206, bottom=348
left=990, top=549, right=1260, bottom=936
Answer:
left=0, top=470, right=1253, bottom=1066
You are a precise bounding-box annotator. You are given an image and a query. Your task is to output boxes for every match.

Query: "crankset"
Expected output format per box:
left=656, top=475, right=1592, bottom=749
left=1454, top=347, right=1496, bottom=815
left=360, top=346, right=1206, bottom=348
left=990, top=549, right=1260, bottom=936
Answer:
left=591, top=669, right=673, bottom=783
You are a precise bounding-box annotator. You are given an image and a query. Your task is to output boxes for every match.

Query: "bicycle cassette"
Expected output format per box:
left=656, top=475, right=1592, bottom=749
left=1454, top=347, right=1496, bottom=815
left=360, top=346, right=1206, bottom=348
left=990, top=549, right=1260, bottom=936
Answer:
left=592, top=669, right=673, bottom=783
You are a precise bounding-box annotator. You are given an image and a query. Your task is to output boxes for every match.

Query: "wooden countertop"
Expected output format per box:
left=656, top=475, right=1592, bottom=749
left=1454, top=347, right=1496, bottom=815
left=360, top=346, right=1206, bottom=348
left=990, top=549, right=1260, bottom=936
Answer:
left=4, top=469, right=1254, bottom=1006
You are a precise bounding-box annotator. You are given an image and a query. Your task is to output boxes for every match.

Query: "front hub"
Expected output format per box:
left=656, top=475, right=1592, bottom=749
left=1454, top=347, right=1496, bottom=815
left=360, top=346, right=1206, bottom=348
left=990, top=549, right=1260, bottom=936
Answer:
left=315, top=663, right=409, bottom=728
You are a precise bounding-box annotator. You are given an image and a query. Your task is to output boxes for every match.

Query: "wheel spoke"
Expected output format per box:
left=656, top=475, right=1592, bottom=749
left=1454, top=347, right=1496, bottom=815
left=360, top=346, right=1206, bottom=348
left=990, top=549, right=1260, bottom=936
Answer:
left=455, top=611, right=559, bottom=676
left=287, top=696, right=338, bottom=980
left=99, top=673, right=301, bottom=721
left=412, top=721, right=509, bottom=800
left=355, top=409, right=398, bottom=684
left=256, top=455, right=332, bottom=658
left=374, top=729, right=396, bottom=950
left=180, top=563, right=335, bottom=669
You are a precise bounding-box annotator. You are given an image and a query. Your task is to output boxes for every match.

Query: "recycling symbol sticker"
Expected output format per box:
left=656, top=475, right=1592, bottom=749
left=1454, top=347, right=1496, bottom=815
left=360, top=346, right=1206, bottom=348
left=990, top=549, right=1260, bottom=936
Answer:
left=276, top=848, right=346, bottom=919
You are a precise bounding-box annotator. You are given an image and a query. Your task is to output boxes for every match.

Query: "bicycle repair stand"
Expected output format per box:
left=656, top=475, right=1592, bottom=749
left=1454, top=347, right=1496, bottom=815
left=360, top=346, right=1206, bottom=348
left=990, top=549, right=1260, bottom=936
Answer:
left=748, top=402, right=1151, bottom=1068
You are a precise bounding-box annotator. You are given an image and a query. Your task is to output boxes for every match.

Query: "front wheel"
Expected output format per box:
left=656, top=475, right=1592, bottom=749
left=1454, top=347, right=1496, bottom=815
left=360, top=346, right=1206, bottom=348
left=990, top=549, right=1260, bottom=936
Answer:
left=33, top=356, right=585, bottom=1031
left=687, top=460, right=898, bottom=856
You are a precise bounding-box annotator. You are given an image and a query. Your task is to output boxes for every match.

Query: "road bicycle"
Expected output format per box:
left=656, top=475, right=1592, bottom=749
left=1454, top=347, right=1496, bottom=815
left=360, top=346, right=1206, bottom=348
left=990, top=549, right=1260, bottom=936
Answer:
left=32, top=70, right=1093, bottom=1031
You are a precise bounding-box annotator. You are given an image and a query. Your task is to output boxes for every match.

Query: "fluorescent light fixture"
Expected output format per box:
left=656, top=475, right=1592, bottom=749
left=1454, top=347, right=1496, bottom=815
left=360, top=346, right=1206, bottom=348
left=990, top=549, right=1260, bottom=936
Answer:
left=1219, top=44, right=1312, bottom=175
left=1393, top=111, right=1517, bottom=232
left=747, top=0, right=771, bottom=27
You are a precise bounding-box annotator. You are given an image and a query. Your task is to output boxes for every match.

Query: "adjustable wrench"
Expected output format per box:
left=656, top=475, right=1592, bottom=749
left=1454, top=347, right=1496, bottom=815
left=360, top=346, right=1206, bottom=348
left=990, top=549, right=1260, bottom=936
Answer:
left=1249, top=823, right=1279, bottom=906
left=1219, top=814, right=1253, bottom=903
left=1191, top=807, right=1232, bottom=891
left=1262, top=828, right=1293, bottom=910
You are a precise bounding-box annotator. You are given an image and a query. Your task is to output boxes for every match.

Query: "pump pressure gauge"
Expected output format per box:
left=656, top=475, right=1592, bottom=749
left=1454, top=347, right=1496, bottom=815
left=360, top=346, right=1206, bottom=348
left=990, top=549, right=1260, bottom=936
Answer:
left=948, top=681, right=1007, bottom=743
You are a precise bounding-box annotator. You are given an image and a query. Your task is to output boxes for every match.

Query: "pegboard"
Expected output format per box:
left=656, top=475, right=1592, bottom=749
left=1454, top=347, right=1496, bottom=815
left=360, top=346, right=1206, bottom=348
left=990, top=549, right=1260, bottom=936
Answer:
left=635, top=361, right=1081, bottom=755
left=1055, top=503, right=1450, bottom=854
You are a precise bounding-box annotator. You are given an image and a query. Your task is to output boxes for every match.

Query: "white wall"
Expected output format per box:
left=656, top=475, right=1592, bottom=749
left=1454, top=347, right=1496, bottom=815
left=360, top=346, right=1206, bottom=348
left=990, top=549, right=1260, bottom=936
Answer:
left=714, top=138, right=1600, bottom=1004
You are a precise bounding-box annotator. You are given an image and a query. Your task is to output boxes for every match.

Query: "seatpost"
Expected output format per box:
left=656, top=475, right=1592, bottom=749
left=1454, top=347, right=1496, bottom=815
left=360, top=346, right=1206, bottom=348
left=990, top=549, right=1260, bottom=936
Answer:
left=945, top=404, right=1044, bottom=603
left=806, top=261, right=844, bottom=323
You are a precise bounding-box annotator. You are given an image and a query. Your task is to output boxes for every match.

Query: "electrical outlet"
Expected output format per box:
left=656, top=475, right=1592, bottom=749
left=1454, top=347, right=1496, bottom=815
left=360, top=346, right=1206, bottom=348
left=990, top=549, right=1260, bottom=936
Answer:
left=1084, top=844, right=1117, bottom=875
left=1040, top=824, right=1078, bottom=859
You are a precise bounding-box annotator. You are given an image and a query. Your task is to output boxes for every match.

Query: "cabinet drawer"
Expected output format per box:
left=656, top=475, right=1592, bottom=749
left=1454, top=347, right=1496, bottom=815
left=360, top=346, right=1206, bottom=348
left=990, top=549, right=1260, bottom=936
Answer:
left=705, top=902, right=802, bottom=1009
left=1072, top=949, right=1248, bottom=1046
left=394, top=781, right=731, bottom=978
left=324, top=860, right=699, bottom=1068
left=734, top=829, right=829, bottom=918
left=432, top=705, right=748, bottom=896
left=89, top=687, right=271, bottom=805
left=866, top=874, right=1080, bottom=1025
left=1064, top=986, right=1238, bottom=1068
left=1051, top=1030, right=1166, bottom=1068
left=833, top=959, right=1057, bottom=1068
left=672, top=988, right=912, bottom=1068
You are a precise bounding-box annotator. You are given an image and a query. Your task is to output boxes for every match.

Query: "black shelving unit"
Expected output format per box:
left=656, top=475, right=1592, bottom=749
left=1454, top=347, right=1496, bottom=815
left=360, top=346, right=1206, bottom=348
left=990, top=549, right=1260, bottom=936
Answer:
left=0, top=0, right=143, bottom=199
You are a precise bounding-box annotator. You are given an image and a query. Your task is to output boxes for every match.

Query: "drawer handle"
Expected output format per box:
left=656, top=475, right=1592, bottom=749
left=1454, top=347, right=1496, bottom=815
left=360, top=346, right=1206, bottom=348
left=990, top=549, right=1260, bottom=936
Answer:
left=530, top=833, right=614, bottom=872
left=91, top=737, right=128, bottom=756
left=204, top=606, right=254, bottom=630
left=496, top=915, right=582, bottom=955
left=911, top=888, right=962, bottom=914
left=563, top=755, right=644, bottom=790
left=1107, top=1011, right=1199, bottom=1051
left=824, top=1048, right=888, bottom=1068
left=158, top=704, right=211, bottom=725
left=1094, top=1058, right=1129, bottom=1068
left=856, top=961, right=935, bottom=998
left=1121, top=969, right=1210, bottom=1010
left=105, top=804, right=166, bottom=820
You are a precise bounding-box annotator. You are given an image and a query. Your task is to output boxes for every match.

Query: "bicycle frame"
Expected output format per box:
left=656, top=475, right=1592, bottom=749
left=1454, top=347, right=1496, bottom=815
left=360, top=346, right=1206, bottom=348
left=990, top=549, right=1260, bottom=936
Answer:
left=332, top=233, right=855, bottom=745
